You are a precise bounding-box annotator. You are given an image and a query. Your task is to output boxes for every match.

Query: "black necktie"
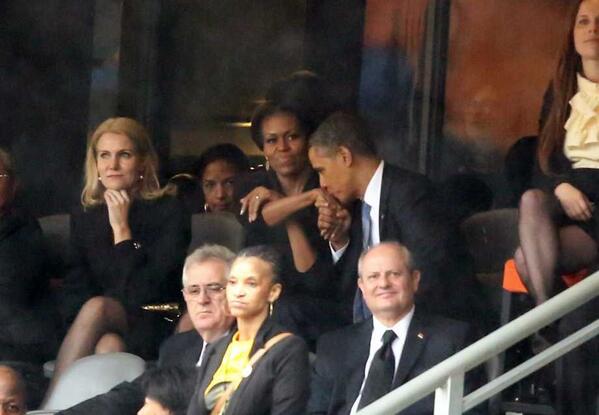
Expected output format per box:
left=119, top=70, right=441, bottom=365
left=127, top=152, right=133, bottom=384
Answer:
left=358, top=330, right=397, bottom=409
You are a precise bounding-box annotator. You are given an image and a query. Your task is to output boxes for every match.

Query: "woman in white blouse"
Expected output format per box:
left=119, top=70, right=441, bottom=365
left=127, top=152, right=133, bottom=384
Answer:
left=515, top=0, right=599, bottom=306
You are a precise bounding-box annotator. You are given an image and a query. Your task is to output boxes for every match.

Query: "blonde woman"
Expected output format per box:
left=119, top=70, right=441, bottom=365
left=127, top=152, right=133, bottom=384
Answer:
left=47, top=118, right=190, bottom=400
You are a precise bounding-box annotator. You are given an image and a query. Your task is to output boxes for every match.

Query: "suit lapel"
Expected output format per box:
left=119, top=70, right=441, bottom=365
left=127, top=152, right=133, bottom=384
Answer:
left=392, top=310, right=428, bottom=388
left=345, top=320, right=374, bottom=405
left=197, top=332, right=232, bottom=394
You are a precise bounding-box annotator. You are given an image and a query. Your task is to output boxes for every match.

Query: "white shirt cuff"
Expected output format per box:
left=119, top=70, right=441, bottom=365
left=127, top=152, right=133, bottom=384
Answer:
left=330, top=240, right=349, bottom=263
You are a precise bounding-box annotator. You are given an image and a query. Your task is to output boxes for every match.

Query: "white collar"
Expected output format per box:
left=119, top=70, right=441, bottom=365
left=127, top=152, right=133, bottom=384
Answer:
left=362, top=161, right=385, bottom=208
left=371, top=305, right=415, bottom=341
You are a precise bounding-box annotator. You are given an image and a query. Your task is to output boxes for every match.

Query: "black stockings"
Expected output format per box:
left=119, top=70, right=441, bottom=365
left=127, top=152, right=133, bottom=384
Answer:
left=515, top=189, right=598, bottom=306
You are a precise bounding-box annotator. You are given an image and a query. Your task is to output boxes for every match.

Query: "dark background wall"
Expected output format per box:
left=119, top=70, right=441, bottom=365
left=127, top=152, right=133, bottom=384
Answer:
left=0, top=1, right=94, bottom=216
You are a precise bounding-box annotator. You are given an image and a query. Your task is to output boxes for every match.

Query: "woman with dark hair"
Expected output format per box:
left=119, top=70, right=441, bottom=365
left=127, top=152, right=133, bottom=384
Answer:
left=516, top=0, right=599, bottom=306
left=46, top=117, right=190, bottom=400
left=194, top=144, right=249, bottom=214
left=0, top=148, right=56, bottom=363
left=238, top=96, right=344, bottom=348
left=138, top=367, right=195, bottom=415
left=187, top=245, right=309, bottom=415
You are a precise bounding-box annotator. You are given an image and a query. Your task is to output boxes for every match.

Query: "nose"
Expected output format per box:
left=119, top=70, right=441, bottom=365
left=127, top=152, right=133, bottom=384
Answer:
left=109, top=155, right=119, bottom=170
left=379, top=274, right=392, bottom=288
left=214, top=183, right=226, bottom=199
left=276, top=137, right=290, bottom=151
left=197, top=288, right=211, bottom=304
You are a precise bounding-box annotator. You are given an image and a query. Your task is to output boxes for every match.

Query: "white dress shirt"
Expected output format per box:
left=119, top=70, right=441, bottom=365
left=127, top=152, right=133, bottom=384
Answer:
left=331, top=161, right=385, bottom=263
left=350, top=306, right=415, bottom=414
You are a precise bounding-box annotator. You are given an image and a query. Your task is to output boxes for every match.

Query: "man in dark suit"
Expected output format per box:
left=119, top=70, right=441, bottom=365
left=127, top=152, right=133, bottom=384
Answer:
left=308, top=112, right=477, bottom=323
left=56, top=245, right=236, bottom=415
left=308, top=242, right=482, bottom=415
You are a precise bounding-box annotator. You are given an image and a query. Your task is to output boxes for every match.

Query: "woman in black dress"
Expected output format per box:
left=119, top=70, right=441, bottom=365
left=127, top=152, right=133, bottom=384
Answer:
left=47, top=118, right=190, bottom=398
left=516, top=0, right=599, bottom=306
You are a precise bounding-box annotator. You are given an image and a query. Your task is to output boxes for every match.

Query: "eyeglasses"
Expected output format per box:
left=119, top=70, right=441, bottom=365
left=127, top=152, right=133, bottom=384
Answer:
left=182, top=283, right=225, bottom=297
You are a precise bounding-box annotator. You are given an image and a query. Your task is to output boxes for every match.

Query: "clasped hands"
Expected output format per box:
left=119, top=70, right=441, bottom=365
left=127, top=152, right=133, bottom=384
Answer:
left=313, top=189, right=351, bottom=250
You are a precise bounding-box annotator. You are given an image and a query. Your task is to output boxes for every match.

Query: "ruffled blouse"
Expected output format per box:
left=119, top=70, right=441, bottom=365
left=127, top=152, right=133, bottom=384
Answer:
left=564, top=74, right=599, bottom=169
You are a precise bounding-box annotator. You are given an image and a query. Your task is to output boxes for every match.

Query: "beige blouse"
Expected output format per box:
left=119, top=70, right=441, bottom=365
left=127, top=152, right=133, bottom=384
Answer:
left=564, top=74, right=599, bottom=169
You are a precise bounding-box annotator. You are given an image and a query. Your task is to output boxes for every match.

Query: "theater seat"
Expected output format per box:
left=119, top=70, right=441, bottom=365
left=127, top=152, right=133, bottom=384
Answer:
left=188, top=212, right=244, bottom=253
left=40, top=352, right=145, bottom=411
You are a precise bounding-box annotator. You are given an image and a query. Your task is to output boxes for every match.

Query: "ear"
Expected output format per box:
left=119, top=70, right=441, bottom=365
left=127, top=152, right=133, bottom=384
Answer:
left=268, top=283, right=282, bottom=303
left=411, top=270, right=421, bottom=293
left=337, top=146, right=353, bottom=167
left=357, top=276, right=365, bottom=295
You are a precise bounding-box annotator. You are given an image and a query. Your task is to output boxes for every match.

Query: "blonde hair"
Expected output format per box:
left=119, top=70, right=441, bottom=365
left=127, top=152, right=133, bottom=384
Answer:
left=81, top=117, right=174, bottom=207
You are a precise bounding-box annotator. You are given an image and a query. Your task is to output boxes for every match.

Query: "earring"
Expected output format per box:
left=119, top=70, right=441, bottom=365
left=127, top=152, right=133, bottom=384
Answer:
left=98, top=176, right=102, bottom=181
left=139, top=174, right=144, bottom=180
left=204, top=203, right=209, bottom=213
left=264, top=158, right=270, bottom=171
left=269, top=302, right=274, bottom=316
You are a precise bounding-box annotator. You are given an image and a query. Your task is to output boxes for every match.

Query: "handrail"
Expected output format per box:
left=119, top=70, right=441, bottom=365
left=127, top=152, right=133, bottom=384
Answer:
left=358, top=270, right=599, bottom=414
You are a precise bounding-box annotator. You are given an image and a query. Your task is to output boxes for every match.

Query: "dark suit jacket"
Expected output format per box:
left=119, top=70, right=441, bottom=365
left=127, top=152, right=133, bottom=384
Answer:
left=0, top=208, right=57, bottom=361
left=186, top=318, right=310, bottom=415
left=57, top=330, right=203, bottom=415
left=336, top=163, right=467, bottom=320
left=308, top=310, right=482, bottom=415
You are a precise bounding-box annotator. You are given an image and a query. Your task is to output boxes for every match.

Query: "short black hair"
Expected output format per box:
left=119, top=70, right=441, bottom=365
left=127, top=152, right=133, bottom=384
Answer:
left=193, top=143, right=250, bottom=179
left=309, top=111, right=377, bottom=157
left=250, top=101, right=316, bottom=151
left=235, top=245, right=281, bottom=284
left=141, top=367, right=195, bottom=415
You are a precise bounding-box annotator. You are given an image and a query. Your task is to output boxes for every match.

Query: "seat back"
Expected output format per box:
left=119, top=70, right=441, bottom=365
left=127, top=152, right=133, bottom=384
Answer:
left=41, top=352, right=145, bottom=411
left=188, top=212, right=244, bottom=253
left=38, top=214, right=70, bottom=277
left=460, top=208, right=520, bottom=286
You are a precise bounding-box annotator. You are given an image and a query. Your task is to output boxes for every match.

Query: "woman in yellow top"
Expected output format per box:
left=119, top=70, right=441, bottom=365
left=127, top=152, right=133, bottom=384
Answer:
left=187, top=245, right=309, bottom=415
left=516, top=0, right=599, bottom=306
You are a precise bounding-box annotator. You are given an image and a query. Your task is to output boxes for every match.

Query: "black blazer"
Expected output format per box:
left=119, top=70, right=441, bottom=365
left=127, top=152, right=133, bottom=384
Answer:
left=57, top=330, right=204, bottom=415
left=335, top=164, right=464, bottom=319
left=61, top=196, right=191, bottom=321
left=186, top=318, right=310, bottom=415
left=308, top=310, right=483, bottom=415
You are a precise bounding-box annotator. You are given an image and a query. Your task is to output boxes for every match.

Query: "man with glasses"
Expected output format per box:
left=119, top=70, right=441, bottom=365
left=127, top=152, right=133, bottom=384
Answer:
left=57, top=245, right=236, bottom=415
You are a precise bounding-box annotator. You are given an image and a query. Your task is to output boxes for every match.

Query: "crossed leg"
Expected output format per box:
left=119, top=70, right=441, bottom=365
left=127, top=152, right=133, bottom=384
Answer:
left=44, top=296, right=128, bottom=403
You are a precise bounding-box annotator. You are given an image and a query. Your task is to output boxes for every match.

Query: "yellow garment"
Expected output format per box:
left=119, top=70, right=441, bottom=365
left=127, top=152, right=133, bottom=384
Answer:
left=564, top=74, right=599, bottom=169
left=205, top=332, right=254, bottom=398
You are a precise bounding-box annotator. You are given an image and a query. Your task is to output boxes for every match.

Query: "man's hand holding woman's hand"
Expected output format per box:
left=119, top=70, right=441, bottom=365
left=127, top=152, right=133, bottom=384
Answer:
left=314, top=190, right=351, bottom=250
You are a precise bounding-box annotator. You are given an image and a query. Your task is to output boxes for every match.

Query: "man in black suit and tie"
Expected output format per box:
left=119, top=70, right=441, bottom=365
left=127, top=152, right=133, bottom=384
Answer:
left=308, top=242, right=482, bottom=415
left=56, top=245, right=236, bottom=415
left=308, top=112, right=478, bottom=323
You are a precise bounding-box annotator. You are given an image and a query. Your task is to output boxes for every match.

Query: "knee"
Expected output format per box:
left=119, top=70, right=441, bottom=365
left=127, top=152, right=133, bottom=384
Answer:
left=519, top=189, right=548, bottom=215
left=514, top=248, right=529, bottom=280
left=95, top=333, right=126, bottom=354
left=77, top=296, right=124, bottom=322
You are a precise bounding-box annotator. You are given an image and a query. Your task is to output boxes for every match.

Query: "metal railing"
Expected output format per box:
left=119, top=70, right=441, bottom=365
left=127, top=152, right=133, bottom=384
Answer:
left=358, top=270, right=599, bottom=415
